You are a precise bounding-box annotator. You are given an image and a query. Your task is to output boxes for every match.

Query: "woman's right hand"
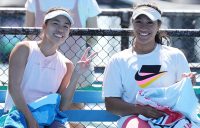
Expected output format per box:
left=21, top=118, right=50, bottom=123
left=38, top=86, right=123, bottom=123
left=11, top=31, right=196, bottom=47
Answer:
left=137, top=104, right=166, bottom=119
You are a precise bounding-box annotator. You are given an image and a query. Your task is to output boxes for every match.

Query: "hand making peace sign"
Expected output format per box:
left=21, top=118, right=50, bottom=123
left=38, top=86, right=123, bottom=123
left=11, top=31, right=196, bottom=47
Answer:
left=74, top=47, right=97, bottom=75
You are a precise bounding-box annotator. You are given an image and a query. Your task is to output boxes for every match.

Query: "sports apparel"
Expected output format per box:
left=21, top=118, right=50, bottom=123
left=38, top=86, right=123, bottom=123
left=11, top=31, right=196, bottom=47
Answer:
left=4, top=41, right=68, bottom=111
left=103, top=44, right=190, bottom=127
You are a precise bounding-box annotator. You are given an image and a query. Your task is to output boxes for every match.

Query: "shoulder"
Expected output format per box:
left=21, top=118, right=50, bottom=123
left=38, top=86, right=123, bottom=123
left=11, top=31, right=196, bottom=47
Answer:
left=57, top=52, right=74, bottom=68
left=159, top=45, right=186, bottom=60
left=9, top=41, right=31, bottom=63
left=12, top=41, right=30, bottom=53
left=65, top=59, right=74, bottom=75
left=109, top=48, right=132, bottom=64
left=66, top=61, right=74, bottom=70
left=160, top=45, right=184, bottom=55
left=112, top=48, right=132, bottom=59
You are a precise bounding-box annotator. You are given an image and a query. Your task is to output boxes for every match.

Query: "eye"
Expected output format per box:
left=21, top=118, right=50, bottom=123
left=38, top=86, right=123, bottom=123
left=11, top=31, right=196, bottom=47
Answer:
left=147, top=21, right=154, bottom=24
left=134, top=20, right=142, bottom=24
left=64, top=25, right=69, bottom=29
left=53, top=22, right=58, bottom=25
left=50, top=20, right=59, bottom=25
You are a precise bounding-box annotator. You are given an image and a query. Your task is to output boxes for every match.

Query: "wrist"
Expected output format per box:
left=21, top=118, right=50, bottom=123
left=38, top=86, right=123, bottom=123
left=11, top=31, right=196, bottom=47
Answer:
left=132, top=104, right=141, bottom=115
left=73, top=66, right=82, bottom=76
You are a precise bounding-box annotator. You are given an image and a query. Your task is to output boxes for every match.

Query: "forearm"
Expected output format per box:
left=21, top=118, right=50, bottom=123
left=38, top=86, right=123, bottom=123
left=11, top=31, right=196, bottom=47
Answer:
left=9, top=85, right=33, bottom=121
left=59, top=48, right=96, bottom=111
left=59, top=70, right=81, bottom=111
left=105, top=97, right=140, bottom=116
left=105, top=97, right=166, bottom=119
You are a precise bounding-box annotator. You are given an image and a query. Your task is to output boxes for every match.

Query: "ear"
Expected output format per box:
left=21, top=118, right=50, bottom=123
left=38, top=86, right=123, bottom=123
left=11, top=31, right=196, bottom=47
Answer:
left=42, top=23, right=46, bottom=29
left=157, top=20, right=162, bottom=28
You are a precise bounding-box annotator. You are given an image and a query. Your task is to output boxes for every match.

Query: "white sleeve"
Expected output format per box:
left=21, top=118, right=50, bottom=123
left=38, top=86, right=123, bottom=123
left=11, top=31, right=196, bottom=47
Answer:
left=103, top=56, right=123, bottom=98
left=87, top=0, right=101, bottom=17
left=175, top=50, right=190, bottom=81
left=25, top=0, right=36, bottom=12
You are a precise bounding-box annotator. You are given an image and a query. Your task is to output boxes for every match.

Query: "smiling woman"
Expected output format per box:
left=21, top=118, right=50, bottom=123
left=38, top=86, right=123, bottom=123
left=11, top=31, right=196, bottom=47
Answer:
left=41, top=9, right=73, bottom=48
left=3, top=7, right=97, bottom=127
left=102, top=3, right=197, bottom=128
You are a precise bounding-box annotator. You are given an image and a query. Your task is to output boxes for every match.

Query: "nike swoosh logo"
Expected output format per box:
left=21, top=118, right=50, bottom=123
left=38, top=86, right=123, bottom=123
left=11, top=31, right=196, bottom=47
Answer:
left=135, top=71, right=166, bottom=81
left=137, top=73, right=165, bottom=88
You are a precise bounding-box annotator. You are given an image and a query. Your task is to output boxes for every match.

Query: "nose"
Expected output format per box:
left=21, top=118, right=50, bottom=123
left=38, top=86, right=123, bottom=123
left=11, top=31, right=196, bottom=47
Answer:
left=139, top=22, right=148, bottom=28
left=138, top=26, right=148, bottom=32
left=57, top=25, right=65, bottom=33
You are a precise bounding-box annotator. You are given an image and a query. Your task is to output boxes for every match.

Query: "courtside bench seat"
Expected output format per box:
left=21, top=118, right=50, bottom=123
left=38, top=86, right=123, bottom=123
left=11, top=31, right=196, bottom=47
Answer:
left=0, top=90, right=120, bottom=122
left=0, top=86, right=200, bottom=122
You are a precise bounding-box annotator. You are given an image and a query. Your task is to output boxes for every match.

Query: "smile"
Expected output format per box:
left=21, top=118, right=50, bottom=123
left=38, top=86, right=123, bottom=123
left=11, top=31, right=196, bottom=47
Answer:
left=54, top=33, right=64, bottom=38
left=139, top=32, right=150, bottom=36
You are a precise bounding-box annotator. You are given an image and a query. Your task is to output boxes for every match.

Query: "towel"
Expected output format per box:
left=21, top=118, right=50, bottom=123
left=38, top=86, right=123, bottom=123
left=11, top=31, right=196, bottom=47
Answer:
left=136, top=78, right=200, bottom=128
left=3, top=109, right=27, bottom=128
left=0, top=93, right=68, bottom=127
left=28, top=93, right=62, bottom=125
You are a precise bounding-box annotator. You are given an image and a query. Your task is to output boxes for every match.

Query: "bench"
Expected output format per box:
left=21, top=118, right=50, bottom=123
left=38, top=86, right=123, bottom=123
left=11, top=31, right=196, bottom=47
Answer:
left=0, top=86, right=200, bottom=122
left=0, top=89, right=120, bottom=122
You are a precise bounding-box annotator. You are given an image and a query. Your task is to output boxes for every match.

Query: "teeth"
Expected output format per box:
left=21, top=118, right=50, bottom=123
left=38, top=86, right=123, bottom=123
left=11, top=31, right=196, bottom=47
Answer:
left=54, top=34, right=63, bottom=38
left=140, top=33, right=148, bottom=36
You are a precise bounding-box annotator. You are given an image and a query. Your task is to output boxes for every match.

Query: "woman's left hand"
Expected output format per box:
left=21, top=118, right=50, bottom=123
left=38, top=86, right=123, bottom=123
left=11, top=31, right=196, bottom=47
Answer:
left=74, top=47, right=97, bottom=75
left=182, top=72, right=197, bottom=85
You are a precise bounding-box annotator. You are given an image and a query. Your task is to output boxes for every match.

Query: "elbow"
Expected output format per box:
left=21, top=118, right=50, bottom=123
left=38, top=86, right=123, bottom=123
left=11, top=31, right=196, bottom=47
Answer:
left=105, top=97, right=123, bottom=116
left=105, top=97, right=115, bottom=113
left=59, top=100, right=73, bottom=111
left=60, top=105, right=70, bottom=111
left=8, top=83, right=14, bottom=94
left=8, top=83, right=20, bottom=96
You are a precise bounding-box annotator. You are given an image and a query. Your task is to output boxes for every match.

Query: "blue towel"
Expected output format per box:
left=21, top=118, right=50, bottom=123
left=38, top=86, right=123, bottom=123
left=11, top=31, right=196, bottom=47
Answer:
left=4, top=109, right=27, bottom=128
left=28, top=93, right=61, bottom=125
left=1, top=93, right=68, bottom=127
left=55, top=109, right=69, bottom=124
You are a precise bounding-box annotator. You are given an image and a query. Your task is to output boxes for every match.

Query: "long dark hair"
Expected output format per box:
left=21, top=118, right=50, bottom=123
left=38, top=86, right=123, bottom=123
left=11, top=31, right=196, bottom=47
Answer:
left=133, top=4, right=170, bottom=45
